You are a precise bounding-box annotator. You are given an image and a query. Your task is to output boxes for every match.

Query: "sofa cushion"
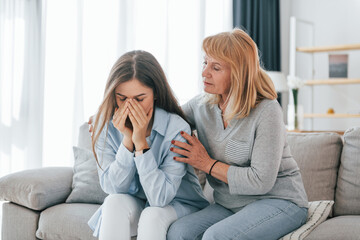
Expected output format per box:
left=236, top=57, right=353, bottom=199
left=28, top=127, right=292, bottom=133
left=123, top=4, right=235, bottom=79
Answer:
left=0, top=167, right=73, bottom=211
left=287, top=132, right=342, bottom=202
left=66, top=146, right=108, bottom=204
left=280, top=200, right=334, bottom=240
left=304, top=216, right=360, bottom=240
left=2, top=202, right=40, bottom=240
left=36, top=203, right=99, bottom=240
left=334, top=127, right=360, bottom=216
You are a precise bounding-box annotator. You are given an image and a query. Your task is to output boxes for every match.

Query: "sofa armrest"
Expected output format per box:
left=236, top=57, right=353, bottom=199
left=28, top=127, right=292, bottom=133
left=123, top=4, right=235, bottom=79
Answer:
left=0, top=167, right=73, bottom=211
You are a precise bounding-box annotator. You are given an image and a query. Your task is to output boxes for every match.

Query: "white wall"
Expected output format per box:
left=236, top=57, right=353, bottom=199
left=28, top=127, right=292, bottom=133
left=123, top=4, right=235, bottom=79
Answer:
left=281, top=0, right=360, bottom=131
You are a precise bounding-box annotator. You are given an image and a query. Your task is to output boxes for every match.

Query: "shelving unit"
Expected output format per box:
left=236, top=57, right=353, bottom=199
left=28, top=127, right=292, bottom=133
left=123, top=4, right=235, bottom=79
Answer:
left=287, top=129, right=345, bottom=135
left=305, top=78, right=360, bottom=85
left=289, top=17, right=360, bottom=131
left=296, top=43, right=360, bottom=53
left=304, top=113, right=360, bottom=118
left=299, top=43, right=360, bottom=121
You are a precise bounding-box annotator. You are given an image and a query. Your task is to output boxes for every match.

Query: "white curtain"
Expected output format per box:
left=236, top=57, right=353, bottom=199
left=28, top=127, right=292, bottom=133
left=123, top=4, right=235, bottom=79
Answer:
left=0, top=0, right=45, bottom=177
left=1, top=0, right=232, bottom=171
left=42, top=0, right=232, bottom=168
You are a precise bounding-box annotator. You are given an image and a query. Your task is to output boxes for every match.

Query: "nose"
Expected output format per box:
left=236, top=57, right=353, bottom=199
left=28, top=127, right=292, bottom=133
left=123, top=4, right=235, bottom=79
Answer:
left=202, top=65, right=211, bottom=78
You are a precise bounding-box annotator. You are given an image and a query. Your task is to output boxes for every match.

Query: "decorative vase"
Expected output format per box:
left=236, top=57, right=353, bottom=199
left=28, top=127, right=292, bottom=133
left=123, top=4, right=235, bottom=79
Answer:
left=287, top=104, right=304, bottom=130
left=292, top=88, right=299, bottom=130
left=287, top=88, right=304, bottom=130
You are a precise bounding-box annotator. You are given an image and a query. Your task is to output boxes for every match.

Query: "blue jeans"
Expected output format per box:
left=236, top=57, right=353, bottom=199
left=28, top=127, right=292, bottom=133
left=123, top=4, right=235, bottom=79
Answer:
left=167, top=198, right=308, bottom=240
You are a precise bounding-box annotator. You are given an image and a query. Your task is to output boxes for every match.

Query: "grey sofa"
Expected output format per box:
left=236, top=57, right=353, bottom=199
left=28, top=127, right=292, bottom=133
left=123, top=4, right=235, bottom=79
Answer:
left=1, top=126, right=360, bottom=240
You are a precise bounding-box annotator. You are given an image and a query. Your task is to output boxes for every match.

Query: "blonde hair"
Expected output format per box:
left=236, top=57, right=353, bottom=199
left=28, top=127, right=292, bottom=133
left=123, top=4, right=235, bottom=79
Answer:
left=202, top=28, right=277, bottom=121
left=92, top=50, right=187, bottom=167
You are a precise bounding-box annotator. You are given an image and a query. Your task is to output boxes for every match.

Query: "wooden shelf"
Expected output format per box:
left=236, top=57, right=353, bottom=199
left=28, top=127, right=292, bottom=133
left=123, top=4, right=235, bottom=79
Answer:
left=305, top=79, right=360, bottom=85
left=296, top=43, right=360, bottom=53
left=288, top=130, right=345, bottom=135
left=304, top=113, right=360, bottom=118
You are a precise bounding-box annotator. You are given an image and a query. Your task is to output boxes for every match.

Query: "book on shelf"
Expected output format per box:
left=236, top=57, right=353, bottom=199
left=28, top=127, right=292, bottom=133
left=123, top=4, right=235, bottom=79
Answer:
left=329, top=54, right=348, bottom=78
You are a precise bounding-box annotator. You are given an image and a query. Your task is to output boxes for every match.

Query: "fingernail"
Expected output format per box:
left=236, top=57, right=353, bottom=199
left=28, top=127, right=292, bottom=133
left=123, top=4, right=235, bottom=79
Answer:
left=173, top=157, right=176, bottom=160
left=170, top=147, right=173, bottom=151
left=171, top=140, right=175, bottom=144
left=180, top=131, right=184, bottom=135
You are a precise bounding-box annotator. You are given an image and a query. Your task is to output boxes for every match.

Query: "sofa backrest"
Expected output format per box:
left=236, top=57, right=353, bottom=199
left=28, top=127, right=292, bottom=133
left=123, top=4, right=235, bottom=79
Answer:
left=287, top=132, right=343, bottom=202
left=334, top=127, right=360, bottom=216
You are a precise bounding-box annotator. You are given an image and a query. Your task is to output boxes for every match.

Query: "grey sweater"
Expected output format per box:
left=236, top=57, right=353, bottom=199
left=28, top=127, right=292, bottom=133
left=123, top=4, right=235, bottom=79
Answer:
left=182, top=95, right=308, bottom=211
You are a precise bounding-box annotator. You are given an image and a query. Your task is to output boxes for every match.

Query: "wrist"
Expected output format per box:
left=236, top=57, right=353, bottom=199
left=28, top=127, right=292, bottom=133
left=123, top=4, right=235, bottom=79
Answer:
left=208, top=159, right=219, bottom=176
left=122, top=137, right=134, bottom=152
left=134, top=141, right=149, bottom=151
left=135, top=147, right=150, bottom=157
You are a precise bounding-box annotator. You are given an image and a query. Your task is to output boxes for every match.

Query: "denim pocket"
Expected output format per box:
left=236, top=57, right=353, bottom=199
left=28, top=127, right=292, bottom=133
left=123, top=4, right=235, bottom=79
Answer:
left=224, top=139, right=250, bottom=165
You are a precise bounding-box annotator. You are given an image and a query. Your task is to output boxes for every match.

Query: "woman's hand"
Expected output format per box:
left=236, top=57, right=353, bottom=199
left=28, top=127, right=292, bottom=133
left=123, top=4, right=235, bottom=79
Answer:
left=170, top=131, right=215, bottom=173
left=113, top=101, right=134, bottom=151
left=128, top=99, right=153, bottom=151
left=88, top=115, right=94, bottom=136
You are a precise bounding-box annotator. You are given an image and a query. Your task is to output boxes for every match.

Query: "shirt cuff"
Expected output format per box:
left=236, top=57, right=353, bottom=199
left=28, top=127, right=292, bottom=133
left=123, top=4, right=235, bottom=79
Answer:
left=115, top=143, right=135, bottom=166
left=134, top=149, right=158, bottom=175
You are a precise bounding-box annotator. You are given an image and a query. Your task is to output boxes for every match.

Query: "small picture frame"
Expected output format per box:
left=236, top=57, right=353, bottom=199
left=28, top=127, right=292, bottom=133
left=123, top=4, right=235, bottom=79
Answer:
left=329, top=54, right=348, bottom=78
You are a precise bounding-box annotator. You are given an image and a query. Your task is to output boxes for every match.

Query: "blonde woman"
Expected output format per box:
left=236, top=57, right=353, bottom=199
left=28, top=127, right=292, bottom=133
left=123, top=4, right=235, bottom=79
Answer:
left=87, top=50, right=208, bottom=240
left=167, top=28, right=308, bottom=240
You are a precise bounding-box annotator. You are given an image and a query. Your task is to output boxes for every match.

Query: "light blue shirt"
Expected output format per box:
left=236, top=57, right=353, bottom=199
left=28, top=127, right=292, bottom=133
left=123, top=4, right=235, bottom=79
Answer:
left=88, top=107, right=209, bottom=236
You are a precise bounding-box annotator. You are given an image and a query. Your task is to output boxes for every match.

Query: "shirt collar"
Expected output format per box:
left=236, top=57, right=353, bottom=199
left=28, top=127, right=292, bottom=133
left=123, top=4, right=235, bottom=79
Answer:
left=150, top=107, right=168, bottom=136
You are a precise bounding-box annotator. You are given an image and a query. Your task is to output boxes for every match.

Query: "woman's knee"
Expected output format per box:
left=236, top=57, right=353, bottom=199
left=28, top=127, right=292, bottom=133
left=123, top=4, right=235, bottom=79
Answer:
left=139, top=206, right=176, bottom=226
left=167, top=220, right=182, bottom=240
left=202, top=225, right=245, bottom=240
left=139, top=207, right=164, bottom=222
left=167, top=224, right=193, bottom=240
left=137, top=206, right=177, bottom=240
left=167, top=217, right=200, bottom=240
left=102, top=194, right=134, bottom=213
left=202, top=226, right=217, bottom=240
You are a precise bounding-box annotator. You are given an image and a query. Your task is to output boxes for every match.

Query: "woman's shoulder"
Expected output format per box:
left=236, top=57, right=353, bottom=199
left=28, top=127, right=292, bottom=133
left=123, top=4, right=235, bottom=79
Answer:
left=167, top=111, right=191, bottom=133
left=154, top=108, right=191, bottom=135
left=183, top=93, right=207, bottom=108
left=183, top=93, right=217, bottom=114
left=251, top=99, right=283, bottom=123
left=255, top=99, right=281, bottom=114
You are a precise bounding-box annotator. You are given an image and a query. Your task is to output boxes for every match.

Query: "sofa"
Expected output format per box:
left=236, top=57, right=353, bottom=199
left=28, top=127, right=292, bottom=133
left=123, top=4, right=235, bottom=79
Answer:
left=1, top=124, right=360, bottom=240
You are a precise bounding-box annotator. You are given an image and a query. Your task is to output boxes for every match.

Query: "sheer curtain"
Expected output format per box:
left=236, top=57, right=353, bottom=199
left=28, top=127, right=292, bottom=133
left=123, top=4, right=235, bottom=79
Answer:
left=42, top=0, right=232, bottom=168
left=0, top=0, right=45, bottom=177
left=1, top=0, right=232, bottom=171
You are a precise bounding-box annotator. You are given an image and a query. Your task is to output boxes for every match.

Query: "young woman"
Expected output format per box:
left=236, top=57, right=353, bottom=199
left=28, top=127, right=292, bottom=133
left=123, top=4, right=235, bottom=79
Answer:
left=87, top=50, right=208, bottom=240
left=167, top=28, right=308, bottom=240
